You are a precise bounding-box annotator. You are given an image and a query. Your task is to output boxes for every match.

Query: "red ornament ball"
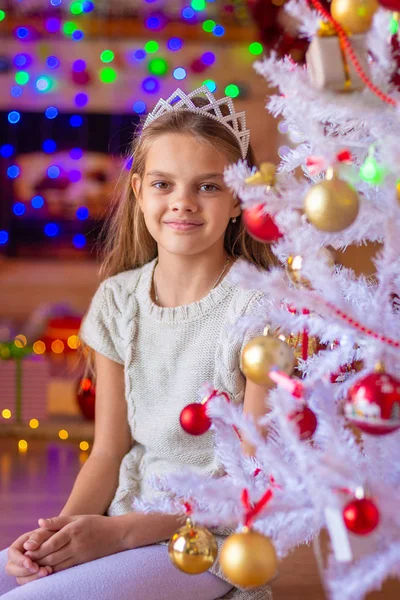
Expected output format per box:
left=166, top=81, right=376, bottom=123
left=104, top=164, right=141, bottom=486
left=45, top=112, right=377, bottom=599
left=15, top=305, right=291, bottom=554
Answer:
left=343, top=498, right=380, bottom=535
left=377, top=0, right=400, bottom=10
left=180, top=403, right=211, bottom=435
left=242, top=205, right=283, bottom=243
left=289, top=405, right=318, bottom=440
left=76, top=377, right=96, bottom=421
left=345, top=371, right=400, bottom=435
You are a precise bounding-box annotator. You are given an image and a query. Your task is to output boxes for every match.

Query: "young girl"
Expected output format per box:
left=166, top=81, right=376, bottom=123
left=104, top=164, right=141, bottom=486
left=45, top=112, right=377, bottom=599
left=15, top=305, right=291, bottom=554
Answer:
left=0, top=87, right=274, bottom=600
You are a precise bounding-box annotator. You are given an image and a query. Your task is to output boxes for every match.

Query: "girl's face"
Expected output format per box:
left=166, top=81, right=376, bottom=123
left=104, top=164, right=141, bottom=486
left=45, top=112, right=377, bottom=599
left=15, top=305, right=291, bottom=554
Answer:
left=132, top=133, right=241, bottom=258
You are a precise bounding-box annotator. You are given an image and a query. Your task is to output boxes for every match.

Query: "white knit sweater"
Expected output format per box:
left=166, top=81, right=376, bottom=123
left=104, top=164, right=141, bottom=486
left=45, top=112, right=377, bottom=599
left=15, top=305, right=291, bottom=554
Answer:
left=80, top=257, right=273, bottom=600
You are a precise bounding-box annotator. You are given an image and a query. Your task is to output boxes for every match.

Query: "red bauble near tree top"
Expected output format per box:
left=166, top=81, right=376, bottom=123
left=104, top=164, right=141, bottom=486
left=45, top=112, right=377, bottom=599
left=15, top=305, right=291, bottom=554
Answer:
left=377, top=0, right=400, bottom=10
left=180, top=403, right=211, bottom=435
left=242, top=205, right=283, bottom=243
left=343, top=497, right=380, bottom=535
left=76, top=377, right=96, bottom=421
left=345, top=370, right=400, bottom=435
left=289, top=404, right=318, bottom=440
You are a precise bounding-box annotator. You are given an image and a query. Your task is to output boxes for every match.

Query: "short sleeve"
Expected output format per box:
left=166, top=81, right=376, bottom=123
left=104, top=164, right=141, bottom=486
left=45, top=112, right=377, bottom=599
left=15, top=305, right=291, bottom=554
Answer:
left=80, top=280, right=125, bottom=365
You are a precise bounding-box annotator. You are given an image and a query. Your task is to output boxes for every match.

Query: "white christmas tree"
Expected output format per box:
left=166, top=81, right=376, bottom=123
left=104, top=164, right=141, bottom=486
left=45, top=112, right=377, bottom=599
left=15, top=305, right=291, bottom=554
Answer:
left=133, top=2, right=400, bottom=598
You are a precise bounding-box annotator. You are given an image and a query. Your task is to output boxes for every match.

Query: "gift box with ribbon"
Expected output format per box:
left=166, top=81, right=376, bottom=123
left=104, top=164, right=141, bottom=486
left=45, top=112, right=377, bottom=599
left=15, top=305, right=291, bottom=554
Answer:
left=306, top=22, right=370, bottom=92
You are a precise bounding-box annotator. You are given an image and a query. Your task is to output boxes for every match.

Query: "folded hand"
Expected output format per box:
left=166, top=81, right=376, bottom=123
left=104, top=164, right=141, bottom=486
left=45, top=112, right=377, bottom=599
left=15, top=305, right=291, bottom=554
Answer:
left=24, top=515, right=124, bottom=574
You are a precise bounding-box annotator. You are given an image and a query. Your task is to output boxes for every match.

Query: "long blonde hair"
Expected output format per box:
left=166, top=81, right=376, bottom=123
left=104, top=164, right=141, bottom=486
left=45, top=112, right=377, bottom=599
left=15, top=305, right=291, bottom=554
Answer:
left=98, top=101, right=276, bottom=281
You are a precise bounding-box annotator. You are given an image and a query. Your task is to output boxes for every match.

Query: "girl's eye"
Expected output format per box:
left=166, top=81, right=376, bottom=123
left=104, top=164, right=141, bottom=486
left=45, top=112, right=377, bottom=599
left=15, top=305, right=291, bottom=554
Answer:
left=152, top=181, right=170, bottom=190
left=200, top=184, right=219, bottom=193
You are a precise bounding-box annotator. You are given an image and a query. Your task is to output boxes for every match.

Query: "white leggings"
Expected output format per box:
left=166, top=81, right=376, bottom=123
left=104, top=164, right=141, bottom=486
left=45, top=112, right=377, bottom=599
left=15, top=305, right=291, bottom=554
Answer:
left=0, top=545, right=233, bottom=600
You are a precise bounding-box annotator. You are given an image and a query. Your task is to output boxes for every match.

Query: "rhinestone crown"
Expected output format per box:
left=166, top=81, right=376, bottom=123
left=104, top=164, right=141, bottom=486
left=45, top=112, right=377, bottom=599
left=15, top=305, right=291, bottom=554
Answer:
left=142, top=86, right=251, bottom=159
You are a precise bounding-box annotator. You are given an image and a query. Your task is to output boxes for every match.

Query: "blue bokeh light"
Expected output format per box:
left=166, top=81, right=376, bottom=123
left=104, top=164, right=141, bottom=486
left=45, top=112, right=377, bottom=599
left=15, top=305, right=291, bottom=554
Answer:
left=75, top=93, right=88, bottom=107
left=14, top=53, right=30, bottom=68
left=73, top=234, right=86, bottom=249
left=167, top=37, right=183, bottom=51
left=45, top=106, right=58, bottom=119
left=73, top=59, right=86, bottom=72
left=31, top=195, right=45, bottom=209
left=76, top=206, right=89, bottom=220
left=182, top=7, right=195, bottom=19
left=213, top=25, right=225, bottom=36
left=8, top=111, right=21, bottom=124
left=7, top=165, right=20, bottom=179
left=82, top=1, right=94, bottom=12
left=42, top=139, right=57, bottom=153
left=70, top=115, right=83, bottom=127
left=72, top=30, right=84, bottom=41
left=133, top=100, right=147, bottom=114
left=47, top=165, right=60, bottom=178
left=201, top=51, right=215, bottom=65
left=0, top=231, right=9, bottom=245
left=45, top=17, right=61, bottom=33
left=70, top=147, right=83, bottom=160
left=13, top=202, right=26, bottom=216
left=0, top=144, right=14, bottom=158
left=44, top=223, right=59, bottom=237
left=46, top=56, right=60, bottom=69
left=146, top=16, right=160, bottom=30
left=142, top=77, right=159, bottom=93
left=16, top=28, right=29, bottom=40
left=11, top=86, right=23, bottom=98
left=173, top=67, right=186, bottom=80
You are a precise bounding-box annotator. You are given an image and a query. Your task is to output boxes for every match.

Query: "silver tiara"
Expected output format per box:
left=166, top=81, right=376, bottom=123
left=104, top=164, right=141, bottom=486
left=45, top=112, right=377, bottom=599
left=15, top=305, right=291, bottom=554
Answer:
left=142, top=86, right=251, bottom=160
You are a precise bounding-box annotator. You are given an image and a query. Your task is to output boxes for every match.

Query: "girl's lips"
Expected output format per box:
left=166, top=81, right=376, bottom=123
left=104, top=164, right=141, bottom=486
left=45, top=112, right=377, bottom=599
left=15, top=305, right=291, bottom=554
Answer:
left=164, top=222, right=203, bottom=231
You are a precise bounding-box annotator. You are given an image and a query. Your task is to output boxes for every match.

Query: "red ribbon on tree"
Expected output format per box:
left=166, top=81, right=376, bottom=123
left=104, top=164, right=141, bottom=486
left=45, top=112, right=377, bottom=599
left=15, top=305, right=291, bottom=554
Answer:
left=241, top=488, right=273, bottom=528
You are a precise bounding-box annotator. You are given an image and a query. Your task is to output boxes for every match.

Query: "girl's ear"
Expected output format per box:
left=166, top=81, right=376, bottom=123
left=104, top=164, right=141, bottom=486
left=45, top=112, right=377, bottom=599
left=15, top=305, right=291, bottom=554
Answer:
left=131, top=173, right=142, bottom=208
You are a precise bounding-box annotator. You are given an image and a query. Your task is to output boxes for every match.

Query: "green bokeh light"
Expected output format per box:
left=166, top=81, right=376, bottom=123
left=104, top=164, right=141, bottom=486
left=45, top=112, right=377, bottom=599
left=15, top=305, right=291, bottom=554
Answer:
left=99, top=67, right=117, bottom=83
left=225, top=84, right=240, bottom=98
left=0, top=10, right=5, bottom=21
left=359, top=156, right=385, bottom=185
left=148, top=58, right=168, bottom=76
left=100, top=50, right=115, bottom=63
left=249, top=42, right=263, bottom=55
left=191, top=0, right=206, bottom=10
left=390, top=16, right=399, bottom=35
left=70, top=2, right=83, bottom=15
left=15, top=71, right=30, bottom=85
left=202, top=20, right=216, bottom=33
left=144, top=40, right=159, bottom=54
left=63, top=21, right=77, bottom=36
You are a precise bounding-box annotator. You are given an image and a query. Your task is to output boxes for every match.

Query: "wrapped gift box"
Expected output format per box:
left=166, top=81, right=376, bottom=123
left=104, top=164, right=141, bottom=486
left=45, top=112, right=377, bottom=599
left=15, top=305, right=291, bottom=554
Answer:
left=0, top=355, right=50, bottom=424
left=306, top=34, right=370, bottom=92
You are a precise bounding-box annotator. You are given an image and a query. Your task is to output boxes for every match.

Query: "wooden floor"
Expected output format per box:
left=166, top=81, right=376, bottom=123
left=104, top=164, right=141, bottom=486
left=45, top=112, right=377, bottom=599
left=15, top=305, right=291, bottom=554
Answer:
left=0, top=438, right=399, bottom=599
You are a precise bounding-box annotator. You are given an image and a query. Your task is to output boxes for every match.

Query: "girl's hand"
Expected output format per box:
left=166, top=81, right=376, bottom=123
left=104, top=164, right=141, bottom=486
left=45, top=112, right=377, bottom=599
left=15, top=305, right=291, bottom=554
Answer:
left=5, top=529, right=54, bottom=585
left=24, top=515, right=124, bottom=574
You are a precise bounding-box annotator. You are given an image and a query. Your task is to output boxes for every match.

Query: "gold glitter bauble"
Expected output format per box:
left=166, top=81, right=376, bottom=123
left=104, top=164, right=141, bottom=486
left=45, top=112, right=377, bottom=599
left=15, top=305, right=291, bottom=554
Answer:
left=168, top=518, right=217, bottom=574
left=241, top=335, right=295, bottom=385
left=304, top=169, right=359, bottom=232
left=331, top=0, right=379, bottom=34
left=220, top=529, right=278, bottom=588
left=245, top=162, right=276, bottom=187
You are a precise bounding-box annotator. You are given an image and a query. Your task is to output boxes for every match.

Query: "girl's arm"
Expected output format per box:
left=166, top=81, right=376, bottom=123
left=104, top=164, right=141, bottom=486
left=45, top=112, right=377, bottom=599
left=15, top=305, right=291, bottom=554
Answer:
left=240, top=378, right=273, bottom=456
left=60, top=352, right=132, bottom=516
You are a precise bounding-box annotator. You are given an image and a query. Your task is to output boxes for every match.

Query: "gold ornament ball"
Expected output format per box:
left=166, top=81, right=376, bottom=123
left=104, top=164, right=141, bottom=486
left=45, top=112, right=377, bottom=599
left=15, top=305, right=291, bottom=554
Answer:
left=168, top=518, right=217, bottom=575
left=304, top=170, right=359, bottom=232
left=220, top=529, right=278, bottom=588
left=331, top=0, right=379, bottom=34
left=286, top=255, right=310, bottom=288
left=241, top=335, right=295, bottom=385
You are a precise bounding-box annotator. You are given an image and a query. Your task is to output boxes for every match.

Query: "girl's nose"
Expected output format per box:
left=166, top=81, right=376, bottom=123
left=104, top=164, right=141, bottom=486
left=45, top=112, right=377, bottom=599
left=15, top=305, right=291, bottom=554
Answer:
left=170, top=191, right=198, bottom=212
